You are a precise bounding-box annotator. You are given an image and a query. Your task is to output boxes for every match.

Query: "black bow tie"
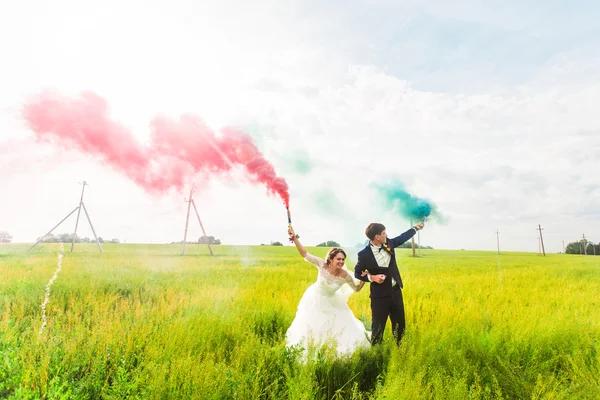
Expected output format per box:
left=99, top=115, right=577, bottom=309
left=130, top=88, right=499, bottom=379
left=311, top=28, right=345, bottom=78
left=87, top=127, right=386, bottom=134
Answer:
left=372, top=243, right=388, bottom=252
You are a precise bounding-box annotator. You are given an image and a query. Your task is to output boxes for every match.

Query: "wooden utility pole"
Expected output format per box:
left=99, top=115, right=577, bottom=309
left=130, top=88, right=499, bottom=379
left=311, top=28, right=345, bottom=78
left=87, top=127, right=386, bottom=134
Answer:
left=496, top=229, right=500, bottom=255
left=537, top=224, right=546, bottom=256
left=410, top=219, right=416, bottom=257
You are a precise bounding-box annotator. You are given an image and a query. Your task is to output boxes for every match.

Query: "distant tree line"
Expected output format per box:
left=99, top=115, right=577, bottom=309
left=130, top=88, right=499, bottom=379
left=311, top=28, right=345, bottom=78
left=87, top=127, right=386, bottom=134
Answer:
left=173, top=235, right=222, bottom=245
left=397, top=242, right=434, bottom=249
left=37, top=233, right=120, bottom=244
left=317, top=240, right=340, bottom=247
left=354, top=240, right=433, bottom=249
left=198, top=235, right=221, bottom=245
left=261, top=238, right=435, bottom=249
left=0, top=231, right=13, bottom=243
left=261, top=241, right=283, bottom=246
left=2, top=230, right=226, bottom=245
left=565, top=240, right=599, bottom=255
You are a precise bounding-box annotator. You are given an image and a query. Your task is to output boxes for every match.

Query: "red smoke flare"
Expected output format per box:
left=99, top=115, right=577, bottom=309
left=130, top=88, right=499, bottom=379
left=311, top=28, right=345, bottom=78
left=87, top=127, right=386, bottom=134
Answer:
left=22, top=90, right=290, bottom=207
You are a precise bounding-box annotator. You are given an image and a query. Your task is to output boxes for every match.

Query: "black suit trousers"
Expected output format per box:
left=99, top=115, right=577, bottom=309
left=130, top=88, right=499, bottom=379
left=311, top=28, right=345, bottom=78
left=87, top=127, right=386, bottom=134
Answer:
left=370, top=286, right=405, bottom=345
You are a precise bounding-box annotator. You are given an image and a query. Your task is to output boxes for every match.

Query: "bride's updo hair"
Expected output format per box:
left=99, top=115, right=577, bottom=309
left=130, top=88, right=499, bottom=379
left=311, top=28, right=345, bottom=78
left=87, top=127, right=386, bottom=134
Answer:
left=325, top=248, right=347, bottom=265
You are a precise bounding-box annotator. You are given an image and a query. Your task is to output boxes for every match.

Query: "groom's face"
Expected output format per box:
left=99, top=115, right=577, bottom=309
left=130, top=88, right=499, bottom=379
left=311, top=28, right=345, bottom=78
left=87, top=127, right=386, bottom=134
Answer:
left=375, top=231, right=387, bottom=244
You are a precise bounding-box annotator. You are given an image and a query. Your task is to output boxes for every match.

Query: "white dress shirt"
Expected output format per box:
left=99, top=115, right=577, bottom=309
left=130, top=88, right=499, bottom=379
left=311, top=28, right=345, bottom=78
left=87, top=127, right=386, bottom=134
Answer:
left=370, top=242, right=396, bottom=287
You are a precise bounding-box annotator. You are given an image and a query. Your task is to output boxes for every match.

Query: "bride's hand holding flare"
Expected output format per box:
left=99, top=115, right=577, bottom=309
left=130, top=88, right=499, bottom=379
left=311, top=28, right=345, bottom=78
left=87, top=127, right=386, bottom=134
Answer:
left=288, top=226, right=307, bottom=257
left=288, top=225, right=300, bottom=243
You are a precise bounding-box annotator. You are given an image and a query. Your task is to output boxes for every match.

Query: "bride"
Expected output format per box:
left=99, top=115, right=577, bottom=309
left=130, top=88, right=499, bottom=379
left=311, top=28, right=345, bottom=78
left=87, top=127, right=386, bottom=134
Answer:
left=285, top=226, right=371, bottom=355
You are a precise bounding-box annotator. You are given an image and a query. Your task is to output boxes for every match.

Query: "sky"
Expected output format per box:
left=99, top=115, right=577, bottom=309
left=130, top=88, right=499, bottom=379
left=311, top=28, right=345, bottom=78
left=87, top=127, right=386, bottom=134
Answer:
left=1, top=0, right=599, bottom=253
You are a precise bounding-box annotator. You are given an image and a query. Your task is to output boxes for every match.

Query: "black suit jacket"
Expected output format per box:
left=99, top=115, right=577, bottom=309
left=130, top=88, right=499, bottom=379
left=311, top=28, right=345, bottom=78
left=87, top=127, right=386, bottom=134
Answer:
left=354, top=228, right=417, bottom=298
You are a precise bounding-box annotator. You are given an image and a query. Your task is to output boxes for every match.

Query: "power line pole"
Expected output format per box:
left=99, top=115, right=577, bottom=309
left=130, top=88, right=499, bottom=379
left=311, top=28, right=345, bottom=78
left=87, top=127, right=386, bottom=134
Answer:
left=71, top=181, right=87, bottom=252
left=181, top=185, right=214, bottom=256
left=537, top=224, right=546, bottom=256
left=582, top=234, right=587, bottom=255
left=181, top=186, right=193, bottom=255
left=410, top=219, right=416, bottom=257
left=562, top=240, right=565, bottom=253
left=496, top=229, right=500, bottom=255
left=27, top=181, right=102, bottom=253
left=191, top=198, right=213, bottom=256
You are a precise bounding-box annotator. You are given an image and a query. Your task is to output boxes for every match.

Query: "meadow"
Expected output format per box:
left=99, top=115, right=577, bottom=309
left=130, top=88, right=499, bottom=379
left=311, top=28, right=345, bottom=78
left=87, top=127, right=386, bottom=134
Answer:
left=1, top=243, right=599, bottom=399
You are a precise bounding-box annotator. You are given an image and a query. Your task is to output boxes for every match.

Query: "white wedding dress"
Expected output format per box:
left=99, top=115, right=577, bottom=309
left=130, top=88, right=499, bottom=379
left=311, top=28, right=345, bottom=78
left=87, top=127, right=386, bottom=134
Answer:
left=285, top=253, right=371, bottom=355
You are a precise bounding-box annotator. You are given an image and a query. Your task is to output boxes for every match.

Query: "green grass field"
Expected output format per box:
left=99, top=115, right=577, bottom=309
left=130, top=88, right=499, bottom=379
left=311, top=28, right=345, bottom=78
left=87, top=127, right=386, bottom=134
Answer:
left=1, top=243, right=599, bottom=399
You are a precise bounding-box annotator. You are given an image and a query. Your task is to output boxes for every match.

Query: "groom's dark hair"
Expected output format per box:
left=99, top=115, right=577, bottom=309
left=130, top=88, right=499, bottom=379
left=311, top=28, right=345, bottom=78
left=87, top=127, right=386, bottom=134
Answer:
left=365, top=223, right=386, bottom=240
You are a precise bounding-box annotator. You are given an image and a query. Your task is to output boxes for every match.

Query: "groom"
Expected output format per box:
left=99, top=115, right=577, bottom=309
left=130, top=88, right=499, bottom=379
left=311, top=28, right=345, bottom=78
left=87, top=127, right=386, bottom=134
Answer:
left=354, top=221, right=425, bottom=345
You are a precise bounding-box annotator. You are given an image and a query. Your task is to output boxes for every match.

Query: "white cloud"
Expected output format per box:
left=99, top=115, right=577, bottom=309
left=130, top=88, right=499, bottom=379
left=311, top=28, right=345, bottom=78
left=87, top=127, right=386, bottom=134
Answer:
left=1, top=0, right=599, bottom=254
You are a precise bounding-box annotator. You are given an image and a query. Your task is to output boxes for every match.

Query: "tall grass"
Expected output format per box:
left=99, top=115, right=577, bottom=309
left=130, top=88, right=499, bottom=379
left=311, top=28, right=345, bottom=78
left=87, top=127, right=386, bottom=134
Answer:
left=1, top=244, right=598, bottom=399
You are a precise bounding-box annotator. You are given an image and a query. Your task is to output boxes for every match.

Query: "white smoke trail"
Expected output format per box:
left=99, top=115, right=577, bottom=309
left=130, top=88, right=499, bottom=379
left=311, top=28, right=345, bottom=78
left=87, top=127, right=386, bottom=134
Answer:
left=39, top=242, right=64, bottom=336
left=496, top=253, right=503, bottom=290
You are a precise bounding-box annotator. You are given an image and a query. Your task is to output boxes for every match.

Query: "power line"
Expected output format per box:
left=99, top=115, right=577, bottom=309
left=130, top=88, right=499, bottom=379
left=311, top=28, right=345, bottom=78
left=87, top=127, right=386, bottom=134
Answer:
left=537, top=224, right=546, bottom=256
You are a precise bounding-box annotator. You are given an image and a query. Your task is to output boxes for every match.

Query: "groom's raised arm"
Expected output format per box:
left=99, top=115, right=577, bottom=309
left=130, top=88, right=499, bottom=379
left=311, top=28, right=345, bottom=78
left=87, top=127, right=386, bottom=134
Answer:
left=389, top=227, right=418, bottom=248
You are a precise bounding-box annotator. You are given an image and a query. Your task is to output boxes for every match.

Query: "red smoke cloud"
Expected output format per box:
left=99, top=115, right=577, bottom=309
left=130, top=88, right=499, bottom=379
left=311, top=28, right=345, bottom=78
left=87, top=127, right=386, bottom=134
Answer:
left=22, top=90, right=290, bottom=207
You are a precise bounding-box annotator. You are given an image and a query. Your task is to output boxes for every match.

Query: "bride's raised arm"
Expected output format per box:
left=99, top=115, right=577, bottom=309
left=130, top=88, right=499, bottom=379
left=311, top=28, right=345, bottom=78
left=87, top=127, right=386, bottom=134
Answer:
left=288, top=226, right=307, bottom=258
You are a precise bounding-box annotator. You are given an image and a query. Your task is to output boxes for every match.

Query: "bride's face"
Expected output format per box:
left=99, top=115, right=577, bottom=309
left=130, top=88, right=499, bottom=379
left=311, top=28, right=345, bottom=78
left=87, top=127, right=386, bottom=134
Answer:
left=331, top=253, right=345, bottom=269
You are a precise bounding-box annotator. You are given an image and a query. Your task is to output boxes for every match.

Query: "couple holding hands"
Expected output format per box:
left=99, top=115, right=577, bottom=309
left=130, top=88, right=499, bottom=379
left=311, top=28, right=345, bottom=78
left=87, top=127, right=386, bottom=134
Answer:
left=286, top=221, right=425, bottom=355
